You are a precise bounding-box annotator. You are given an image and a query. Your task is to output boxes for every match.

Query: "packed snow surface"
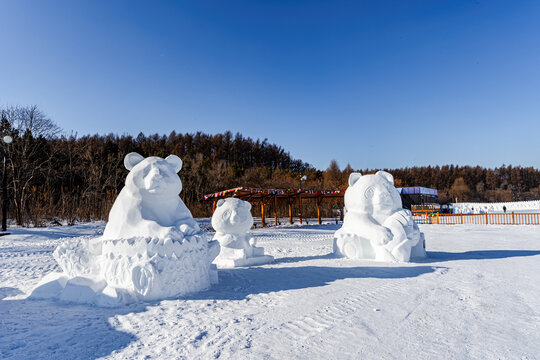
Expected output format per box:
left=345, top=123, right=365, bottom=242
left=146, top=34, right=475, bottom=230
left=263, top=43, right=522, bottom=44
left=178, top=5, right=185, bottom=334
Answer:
left=2, top=220, right=540, bottom=359
left=334, top=171, right=425, bottom=262
left=212, top=198, right=273, bottom=267
left=451, top=200, right=540, bottom=214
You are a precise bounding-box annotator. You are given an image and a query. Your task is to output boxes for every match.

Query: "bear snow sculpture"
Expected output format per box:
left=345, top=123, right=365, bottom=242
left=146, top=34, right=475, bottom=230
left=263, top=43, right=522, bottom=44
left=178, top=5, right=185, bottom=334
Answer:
left=102, top=153, right=199, bottom=240
left=31, top=153, right=219, bottom=305
left=211, top=198, right=273, bottom=267
left=333, top=171, right=426, bottom=262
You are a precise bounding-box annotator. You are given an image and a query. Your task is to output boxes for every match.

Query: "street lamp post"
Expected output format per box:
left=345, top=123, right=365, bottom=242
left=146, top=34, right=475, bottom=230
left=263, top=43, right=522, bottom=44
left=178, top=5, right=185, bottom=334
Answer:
left=2, top=135, right=13, bottom=232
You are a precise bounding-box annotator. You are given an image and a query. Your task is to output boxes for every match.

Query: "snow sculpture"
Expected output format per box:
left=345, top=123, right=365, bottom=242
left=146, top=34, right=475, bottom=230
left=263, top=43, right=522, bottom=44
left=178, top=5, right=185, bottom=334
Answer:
left=333, top=171, right=426, bottom=262
left=212, top=198, right=273, bottom=267
left=31, top=153, right=219, bottom=305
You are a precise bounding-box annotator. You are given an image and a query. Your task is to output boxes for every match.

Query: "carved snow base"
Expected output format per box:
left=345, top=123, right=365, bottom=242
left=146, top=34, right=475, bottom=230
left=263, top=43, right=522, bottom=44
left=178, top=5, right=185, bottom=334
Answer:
left=53, top=236, right=102, bottom=278
left=100, top=235, right=218, bottom=299
left=334, top=233, right=380, bottom=260
left=31, top=234, right=219, bottom=305
left=334, top=232, right=427, bottom=262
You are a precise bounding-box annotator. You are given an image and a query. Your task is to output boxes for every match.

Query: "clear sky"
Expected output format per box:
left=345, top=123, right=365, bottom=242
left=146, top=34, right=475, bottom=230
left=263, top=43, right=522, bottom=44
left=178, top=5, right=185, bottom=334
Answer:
left=1, top=0, right=539, bottom=170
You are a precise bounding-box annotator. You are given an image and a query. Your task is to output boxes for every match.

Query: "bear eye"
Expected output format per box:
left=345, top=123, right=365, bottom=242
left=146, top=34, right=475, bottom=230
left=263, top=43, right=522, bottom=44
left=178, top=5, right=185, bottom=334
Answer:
left=222, top=209, right=232, bottom=219
left=364, top=187, right=375, bottom=199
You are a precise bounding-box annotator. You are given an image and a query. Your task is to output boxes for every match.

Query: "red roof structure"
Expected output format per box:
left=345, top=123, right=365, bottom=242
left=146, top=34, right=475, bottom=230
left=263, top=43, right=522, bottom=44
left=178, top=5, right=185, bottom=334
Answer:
left=204, top=187, right=345, bottom=227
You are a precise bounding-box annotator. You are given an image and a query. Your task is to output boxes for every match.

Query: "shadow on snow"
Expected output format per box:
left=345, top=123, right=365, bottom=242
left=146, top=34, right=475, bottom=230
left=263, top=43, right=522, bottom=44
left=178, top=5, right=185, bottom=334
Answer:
left=188, top=264, right=441, bottom=301
left=426, top=249, right=540, bottom=262
left=272, top=253, right=337, bottom=264
left=0, top=298, right=144, bottom=360
left=0, top=287, right=24, bottom=300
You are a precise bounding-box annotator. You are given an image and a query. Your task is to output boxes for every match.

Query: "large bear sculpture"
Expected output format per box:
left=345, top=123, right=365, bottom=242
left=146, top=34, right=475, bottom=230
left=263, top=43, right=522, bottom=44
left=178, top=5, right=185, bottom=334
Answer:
left=102, top=153, right=200, bottom=240
left=333, top=171, right=426, bottom=262
left=211, top=198, right=273, bottom=267
left=31, top=153, right=219, bottom=305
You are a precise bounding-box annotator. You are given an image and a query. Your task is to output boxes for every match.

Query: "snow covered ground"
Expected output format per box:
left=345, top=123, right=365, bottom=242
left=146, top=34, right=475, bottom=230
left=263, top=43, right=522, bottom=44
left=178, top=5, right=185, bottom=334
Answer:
left=1, top=220, right=540, bottom=359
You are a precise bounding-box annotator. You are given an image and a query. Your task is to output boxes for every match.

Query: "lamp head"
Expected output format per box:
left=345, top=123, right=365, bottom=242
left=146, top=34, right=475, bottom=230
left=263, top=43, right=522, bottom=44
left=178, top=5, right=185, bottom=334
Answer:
left=3, top=136, right=12, bottom=144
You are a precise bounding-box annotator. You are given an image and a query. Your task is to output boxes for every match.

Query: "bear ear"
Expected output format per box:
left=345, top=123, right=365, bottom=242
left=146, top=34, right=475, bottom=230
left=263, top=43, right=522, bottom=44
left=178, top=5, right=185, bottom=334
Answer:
left=216, top=199, right=226, bottom=207
left=124, top=152, right=145, bottom=171
left=348, top=172, right=362, bottom=186
left=165, top=154, right=183, bottom=173
left=376, top=171, right=394, bottom=184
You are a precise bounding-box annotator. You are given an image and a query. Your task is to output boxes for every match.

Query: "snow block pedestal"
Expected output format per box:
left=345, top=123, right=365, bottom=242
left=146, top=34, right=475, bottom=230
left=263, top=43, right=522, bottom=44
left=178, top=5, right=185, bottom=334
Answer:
left=100, top=234, right=218, bottom=300
left=213, top=246, right=274, bottom=268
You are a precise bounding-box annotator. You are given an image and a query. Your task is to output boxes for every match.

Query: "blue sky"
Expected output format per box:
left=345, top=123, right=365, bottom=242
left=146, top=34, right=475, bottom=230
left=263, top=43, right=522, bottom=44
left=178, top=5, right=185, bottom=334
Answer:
left=1, top=0, right=539, bottom=170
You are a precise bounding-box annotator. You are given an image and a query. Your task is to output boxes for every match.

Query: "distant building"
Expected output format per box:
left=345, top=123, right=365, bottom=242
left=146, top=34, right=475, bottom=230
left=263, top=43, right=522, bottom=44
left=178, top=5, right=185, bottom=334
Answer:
left=397, top=187, right=438, bottom=210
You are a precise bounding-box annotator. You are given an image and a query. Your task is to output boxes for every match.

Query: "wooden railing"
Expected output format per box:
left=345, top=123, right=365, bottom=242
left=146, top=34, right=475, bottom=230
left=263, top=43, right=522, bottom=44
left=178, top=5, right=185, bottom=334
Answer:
left=413, top=212, right=540, bottom=225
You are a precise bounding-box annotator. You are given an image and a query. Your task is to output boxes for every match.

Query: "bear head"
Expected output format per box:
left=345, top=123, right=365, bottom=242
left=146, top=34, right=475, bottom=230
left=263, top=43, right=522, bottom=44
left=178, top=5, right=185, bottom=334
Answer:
left=123, top=152, right=184, bottom=197
left=345, top=171, right=402, bottom=215
left=211, top=198, right=253, bottom=234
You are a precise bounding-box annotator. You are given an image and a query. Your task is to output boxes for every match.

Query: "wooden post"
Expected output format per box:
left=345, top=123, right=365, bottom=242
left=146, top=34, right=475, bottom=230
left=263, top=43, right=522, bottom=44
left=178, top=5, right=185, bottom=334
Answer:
left=299, top=195, right=303, bottom=225
left=274, top=194, right=278, bottom=227
left=512, top=211, right=515, bottom=225
left=485, top=212, right=488, bottom=225
left=211, top=199, right=218, bottom=232
left=436, top=212, right=440, bottom=224
left=317, top=197, right=322, bottom=225
left=261, top=201, right=266, bottom=228
left=460, top=212, right=463, bottom=224
left=288, top=198, right=293, bottom=224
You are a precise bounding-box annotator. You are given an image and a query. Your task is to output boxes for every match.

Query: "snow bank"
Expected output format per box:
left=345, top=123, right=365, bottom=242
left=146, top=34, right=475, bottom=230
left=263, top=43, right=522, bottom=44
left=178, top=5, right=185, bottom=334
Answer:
left=211, top=198, right=273, bottom=267
left=334, top=171, right=425, bottom=262
left=30, top=153, right=219, bottom=306
left=451, top=200, right=540, bottom=214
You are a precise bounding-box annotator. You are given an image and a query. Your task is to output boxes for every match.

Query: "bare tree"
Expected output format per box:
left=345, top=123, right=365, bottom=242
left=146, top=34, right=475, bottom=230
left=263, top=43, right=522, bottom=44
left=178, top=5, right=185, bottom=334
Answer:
left=1, top=105, right=60, bottom=225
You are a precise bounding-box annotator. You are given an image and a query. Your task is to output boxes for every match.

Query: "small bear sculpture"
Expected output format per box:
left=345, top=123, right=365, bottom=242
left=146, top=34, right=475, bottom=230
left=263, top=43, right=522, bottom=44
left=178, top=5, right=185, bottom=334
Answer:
left=33, top=153, right=219, bottom=305
left=333, top=171, right=426, bottom=262
left=212, top=198, right=273, bottom=267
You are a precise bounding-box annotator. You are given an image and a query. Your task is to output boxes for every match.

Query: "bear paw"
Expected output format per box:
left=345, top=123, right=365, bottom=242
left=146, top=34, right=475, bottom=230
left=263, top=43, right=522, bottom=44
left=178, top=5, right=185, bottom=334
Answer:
left=372, top=227, right=393, bottom=246
left=335, top=233, right=362, bottom=259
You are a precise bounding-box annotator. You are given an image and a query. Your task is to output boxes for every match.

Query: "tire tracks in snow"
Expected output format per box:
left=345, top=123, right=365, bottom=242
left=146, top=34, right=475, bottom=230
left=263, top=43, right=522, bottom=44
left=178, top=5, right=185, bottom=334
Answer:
left=252, top=266, right=449, bottom=358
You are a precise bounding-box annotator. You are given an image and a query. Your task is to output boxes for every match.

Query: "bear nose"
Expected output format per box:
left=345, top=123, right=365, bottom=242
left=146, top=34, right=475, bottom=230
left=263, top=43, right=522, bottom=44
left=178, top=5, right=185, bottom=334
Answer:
left=149, top=167, right=162, bottom=178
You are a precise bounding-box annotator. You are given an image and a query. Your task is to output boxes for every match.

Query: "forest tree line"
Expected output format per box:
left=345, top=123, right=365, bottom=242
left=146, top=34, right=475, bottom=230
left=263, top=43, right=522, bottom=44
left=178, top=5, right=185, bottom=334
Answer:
left=1, top=105, right=539, bottom=226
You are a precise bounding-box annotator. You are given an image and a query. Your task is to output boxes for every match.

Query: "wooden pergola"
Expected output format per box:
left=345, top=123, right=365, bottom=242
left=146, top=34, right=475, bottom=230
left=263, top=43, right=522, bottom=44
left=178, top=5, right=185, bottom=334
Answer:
left=204, top=187, right=344, bottom=227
